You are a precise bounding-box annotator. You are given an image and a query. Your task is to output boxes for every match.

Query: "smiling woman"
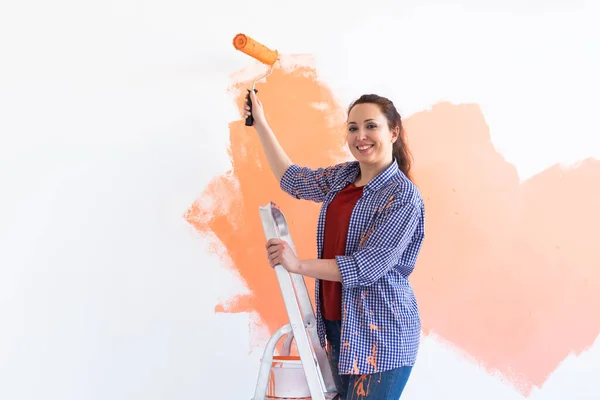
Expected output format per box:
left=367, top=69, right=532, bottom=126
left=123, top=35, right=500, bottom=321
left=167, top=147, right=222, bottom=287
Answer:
left=243, top=91, right=425, bottom=399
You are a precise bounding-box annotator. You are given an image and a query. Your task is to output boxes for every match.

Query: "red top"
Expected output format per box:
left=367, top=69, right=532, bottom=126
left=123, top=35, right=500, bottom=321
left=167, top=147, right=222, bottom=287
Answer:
left=320, top=182, right=364, bottom=321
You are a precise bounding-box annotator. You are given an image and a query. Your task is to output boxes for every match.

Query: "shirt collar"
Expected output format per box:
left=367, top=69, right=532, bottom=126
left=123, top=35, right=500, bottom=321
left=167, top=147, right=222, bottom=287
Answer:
left=363, top=159, right=399, bottom=193
left=336, top=159, right=400, bottom=193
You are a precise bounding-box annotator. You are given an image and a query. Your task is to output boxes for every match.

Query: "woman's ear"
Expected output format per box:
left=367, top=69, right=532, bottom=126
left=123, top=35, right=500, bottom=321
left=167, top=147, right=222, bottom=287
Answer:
left=392, top=126, right=400, bottom=143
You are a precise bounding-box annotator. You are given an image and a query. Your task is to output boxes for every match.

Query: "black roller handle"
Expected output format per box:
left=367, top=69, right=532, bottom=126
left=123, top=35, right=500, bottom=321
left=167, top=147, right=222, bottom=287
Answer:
left=245, top=88, right=258, bottom=126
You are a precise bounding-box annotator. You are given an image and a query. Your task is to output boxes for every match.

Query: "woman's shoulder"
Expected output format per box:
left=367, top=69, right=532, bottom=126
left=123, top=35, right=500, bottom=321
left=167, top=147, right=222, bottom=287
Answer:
left=321, top=160, right=360, bottom=182
left=385, top=173, right=425, bottom=208
left=330, top=160, right=360, bottom=172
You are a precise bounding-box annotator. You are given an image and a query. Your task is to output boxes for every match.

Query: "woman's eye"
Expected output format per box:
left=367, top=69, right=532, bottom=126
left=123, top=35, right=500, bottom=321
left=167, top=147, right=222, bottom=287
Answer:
left=368, top=124, right=377, bottom=129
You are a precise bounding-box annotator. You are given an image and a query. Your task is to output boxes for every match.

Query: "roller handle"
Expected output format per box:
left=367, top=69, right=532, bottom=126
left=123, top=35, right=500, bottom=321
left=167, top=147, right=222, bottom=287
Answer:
left=245, top=88, right=258, bottom=126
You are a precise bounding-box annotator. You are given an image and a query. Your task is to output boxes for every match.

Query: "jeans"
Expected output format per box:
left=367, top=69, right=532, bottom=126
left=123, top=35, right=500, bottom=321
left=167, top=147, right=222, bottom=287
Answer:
left=324, top=318, right=412, bottom=399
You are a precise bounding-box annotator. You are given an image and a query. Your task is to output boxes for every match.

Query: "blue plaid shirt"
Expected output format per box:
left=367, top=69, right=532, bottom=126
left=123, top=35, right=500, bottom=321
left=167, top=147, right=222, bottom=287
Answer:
left=280, top=159, right=425, bottom=374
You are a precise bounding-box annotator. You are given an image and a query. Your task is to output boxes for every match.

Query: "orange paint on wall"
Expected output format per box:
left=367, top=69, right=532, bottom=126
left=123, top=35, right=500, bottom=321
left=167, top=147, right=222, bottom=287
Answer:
left=184, top=64, right=349, bottom=339
left=406, top=103, right=600, bottom=394
left=185, top=63, right=600, bottom=395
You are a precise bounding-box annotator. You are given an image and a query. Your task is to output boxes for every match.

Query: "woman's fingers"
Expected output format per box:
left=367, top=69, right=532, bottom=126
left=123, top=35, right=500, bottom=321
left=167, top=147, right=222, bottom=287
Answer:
left=268, top=252, right=280, bottom=267
left=265, top=239, right=287, bottom=268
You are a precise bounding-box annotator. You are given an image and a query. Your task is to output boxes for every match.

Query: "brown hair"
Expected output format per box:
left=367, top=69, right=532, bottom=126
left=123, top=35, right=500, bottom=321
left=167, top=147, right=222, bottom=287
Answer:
left=348, top=94, right=413, bottom=181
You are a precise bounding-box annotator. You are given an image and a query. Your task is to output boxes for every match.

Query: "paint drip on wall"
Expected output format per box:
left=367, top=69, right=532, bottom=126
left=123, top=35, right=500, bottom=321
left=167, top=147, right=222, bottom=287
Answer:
left=185, top=58, right=600, bottom=396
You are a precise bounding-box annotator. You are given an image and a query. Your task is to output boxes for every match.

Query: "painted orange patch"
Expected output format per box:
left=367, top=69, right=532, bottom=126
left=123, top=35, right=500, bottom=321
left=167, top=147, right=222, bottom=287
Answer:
left=185, top=62, right=600, bottom=395
left=184, top=63, right=348, bottom=343
left=406, top=103, right=600, bottom=395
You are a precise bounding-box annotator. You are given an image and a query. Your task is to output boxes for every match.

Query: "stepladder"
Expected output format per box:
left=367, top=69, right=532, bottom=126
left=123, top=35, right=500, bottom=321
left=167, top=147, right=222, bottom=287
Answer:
left=252, top=202, right=339, bottom=400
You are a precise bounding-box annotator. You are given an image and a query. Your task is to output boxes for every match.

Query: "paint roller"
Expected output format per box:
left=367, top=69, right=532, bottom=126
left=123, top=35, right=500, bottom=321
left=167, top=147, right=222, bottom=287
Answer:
left=232, top=33, right=279, bottom=126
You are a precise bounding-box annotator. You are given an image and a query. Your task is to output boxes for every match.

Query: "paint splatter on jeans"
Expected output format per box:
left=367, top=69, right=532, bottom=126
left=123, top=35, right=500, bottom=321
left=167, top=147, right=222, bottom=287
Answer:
left=324, top=318, right=412, bottom=399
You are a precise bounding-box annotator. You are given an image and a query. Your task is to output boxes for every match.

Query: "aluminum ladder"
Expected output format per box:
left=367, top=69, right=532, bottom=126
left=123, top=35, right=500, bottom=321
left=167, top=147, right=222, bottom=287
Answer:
left=251, top=201, right=338, bottom=400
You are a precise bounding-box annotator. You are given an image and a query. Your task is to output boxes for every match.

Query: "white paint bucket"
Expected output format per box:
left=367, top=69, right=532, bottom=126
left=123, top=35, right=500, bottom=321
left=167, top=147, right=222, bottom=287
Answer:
left=266, top=355, right=311, bottom=399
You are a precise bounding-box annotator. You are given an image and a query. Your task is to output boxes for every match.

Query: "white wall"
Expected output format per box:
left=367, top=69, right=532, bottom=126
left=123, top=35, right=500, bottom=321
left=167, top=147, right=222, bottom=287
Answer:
left=1, top=0, right=599, bottom=399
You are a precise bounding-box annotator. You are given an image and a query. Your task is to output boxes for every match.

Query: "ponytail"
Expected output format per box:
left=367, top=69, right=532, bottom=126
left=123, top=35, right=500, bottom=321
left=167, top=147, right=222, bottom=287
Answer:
left=392, top=124, right=413, bottom=181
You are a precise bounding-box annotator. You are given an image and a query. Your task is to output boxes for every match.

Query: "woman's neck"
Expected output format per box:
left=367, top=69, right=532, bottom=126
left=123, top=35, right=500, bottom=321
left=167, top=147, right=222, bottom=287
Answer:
left=354, top=158, right=394, bottom=187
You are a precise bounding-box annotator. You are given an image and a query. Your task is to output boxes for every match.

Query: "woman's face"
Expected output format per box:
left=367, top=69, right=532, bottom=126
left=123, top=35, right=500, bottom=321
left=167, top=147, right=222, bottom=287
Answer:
left=346, top=103, right=398, bottom=167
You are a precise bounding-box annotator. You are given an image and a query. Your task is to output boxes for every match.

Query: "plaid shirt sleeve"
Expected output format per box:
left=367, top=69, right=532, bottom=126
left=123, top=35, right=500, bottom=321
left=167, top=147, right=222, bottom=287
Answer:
left=279, top=163, right=346, bottom=203
left=335, top=196, right=423, bottom=288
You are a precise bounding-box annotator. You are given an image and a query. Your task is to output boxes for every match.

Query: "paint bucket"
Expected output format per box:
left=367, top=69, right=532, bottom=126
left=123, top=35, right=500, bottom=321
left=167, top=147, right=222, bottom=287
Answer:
left=266, top=355, right=311, bottom=399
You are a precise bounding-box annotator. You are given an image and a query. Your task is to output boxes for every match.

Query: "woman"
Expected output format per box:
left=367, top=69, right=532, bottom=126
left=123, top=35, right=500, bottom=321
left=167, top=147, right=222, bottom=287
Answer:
left=243, top=90, right=425, bottom=399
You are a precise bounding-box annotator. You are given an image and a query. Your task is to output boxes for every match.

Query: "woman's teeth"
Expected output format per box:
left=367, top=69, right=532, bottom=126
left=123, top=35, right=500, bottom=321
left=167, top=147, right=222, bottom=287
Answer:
left=358, top=145, right=373, bottom=150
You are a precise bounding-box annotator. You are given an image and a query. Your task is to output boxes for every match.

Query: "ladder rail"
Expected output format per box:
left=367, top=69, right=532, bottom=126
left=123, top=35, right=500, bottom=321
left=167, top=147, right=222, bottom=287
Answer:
left=290, top=272, right=337, bottom=393
left=254, top=202, right=338, bottom=400
left=273, top=265, right=325, bottom=400
left=269, top=203, right=336, bottom=393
